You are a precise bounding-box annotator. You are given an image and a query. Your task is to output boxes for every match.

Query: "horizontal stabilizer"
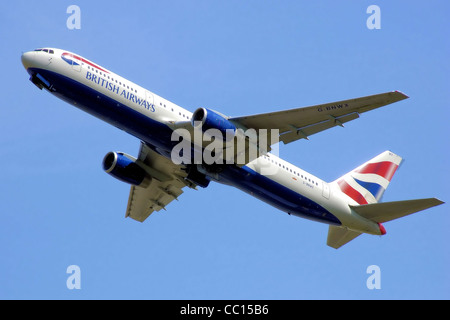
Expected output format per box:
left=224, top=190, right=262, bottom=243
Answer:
left=327, top=226, right=362, bottom=249
left=350, top=198, right=444, bottom=223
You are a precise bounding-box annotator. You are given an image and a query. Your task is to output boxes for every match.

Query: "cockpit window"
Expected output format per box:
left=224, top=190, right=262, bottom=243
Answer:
left=34, top=48, right=54, bottom=54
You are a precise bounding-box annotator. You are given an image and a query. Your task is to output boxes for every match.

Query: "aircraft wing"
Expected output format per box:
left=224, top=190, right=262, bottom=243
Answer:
left=125, top=143, right=193, bottom=222
left=229, top=91, right=409, bottom=145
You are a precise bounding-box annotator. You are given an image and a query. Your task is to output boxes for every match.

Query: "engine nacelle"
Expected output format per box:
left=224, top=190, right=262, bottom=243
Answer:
left=185, top=165, right=210, bottom=188
left=192, top=107, right=236, bottom=137
left=102, top=152, right=150, bottom=187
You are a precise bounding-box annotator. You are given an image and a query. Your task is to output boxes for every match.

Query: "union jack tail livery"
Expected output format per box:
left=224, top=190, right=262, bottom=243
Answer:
left=335, top=151, right=403, bottom=205
left=327, top=150, right=442, bottom=249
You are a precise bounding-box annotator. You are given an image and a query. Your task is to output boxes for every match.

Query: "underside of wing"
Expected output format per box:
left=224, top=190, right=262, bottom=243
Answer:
left=125, top=143, right=194, bottom=222
left=229, top=91, right=409, bottom=145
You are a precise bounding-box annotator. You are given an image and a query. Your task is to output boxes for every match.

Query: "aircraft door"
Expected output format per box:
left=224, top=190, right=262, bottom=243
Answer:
left=145, top=90, right=154, bottom=111
left=322, top=182, right=330, bottom=199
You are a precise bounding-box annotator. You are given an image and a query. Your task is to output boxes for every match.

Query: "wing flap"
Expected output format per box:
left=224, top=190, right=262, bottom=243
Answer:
left=125, top=143, right=191, bottom=222
left=126, top=183, right=185, bottom=222
left=280, top=112, right=359, bottom=144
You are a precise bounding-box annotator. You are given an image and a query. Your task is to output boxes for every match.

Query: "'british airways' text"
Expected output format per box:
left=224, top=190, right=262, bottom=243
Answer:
left=85, top=71, right=155, bottom=112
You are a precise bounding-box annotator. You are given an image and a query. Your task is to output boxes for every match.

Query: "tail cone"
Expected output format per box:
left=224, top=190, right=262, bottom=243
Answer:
left=378, top=223, right=387, bottom=235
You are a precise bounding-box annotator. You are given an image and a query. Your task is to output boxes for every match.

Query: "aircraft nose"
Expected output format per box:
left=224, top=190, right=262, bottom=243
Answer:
left=21, top=51, right=35, bottom=70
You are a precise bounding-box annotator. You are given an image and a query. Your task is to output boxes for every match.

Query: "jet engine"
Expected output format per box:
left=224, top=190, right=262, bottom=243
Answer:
left=102, top=152, right=150, bottom=188
left=191, top=107, right=236, bottom=137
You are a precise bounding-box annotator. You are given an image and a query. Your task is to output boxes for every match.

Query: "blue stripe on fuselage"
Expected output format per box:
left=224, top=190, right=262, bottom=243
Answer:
left=27, top=67, right=341, bottom=226
left=218, top=165, right=341, bottom=225
left=27, top=67, right=175, bottom=154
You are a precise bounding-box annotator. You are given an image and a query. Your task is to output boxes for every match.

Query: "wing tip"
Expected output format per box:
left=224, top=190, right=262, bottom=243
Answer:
left=432, top=198, right=445, bottom=206
left=393, top=90, right=410, bottom=100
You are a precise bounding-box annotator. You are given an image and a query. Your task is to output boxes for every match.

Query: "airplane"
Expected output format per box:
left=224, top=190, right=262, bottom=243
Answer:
left=21, top=47, right=444, bottom=249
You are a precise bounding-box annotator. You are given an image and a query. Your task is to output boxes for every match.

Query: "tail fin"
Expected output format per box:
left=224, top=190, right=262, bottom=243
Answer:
left=334, top=150, right=403, bottom=205
left=328, top=151, right=444, bottom=249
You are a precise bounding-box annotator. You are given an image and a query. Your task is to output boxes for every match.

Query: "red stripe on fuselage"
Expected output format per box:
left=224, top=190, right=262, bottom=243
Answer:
left=338, top=180, right=368, bottom=205
left=62, top=52, right=109, bottom=74
left=355, top=161, right=398, bottom=181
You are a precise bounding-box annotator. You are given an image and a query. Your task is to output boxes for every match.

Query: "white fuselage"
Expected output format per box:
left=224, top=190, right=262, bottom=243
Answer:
left=21, top=48, right=384, bottom=235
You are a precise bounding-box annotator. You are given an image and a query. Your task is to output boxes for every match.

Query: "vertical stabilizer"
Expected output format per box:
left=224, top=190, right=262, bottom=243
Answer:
left=334, top=151, right=403, bottom=205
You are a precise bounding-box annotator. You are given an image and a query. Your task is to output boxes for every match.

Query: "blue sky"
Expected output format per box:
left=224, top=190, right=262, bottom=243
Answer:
left=1, top=1, right=448, bottom=299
